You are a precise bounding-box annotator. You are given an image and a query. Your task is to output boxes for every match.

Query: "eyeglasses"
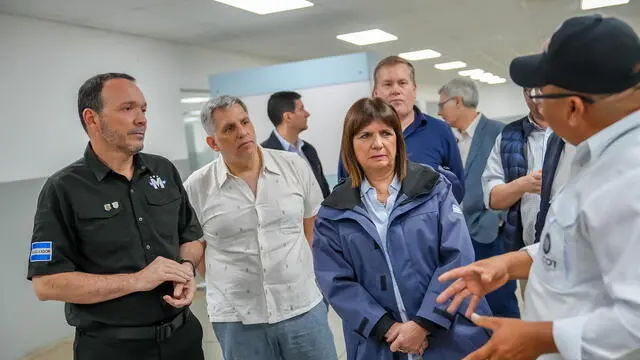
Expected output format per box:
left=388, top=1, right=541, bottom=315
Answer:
left=526, top=88, right=595, bottom=104
left=438, top=97, right=456, bottom=109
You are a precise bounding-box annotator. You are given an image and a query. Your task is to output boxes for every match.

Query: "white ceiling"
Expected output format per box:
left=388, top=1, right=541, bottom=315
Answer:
left=2, top=0, right=639, bottom=87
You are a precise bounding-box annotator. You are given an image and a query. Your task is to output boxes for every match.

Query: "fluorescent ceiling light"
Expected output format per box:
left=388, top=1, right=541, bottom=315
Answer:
left=472, top=72, right=507, bottom=84
left=477, top=72, right=497, bottom=82
left=471, top=72, right=488, bottom=80
left=486, top=77, right=507, bottom=85
left=398, top=49, right=441, bottom=61
left=458, top=69, right=484, bottom=77
left=181, top=97, right=209, bottom=104
left=434, top=61, right=467, bottom=70
left=184, top=117, right=200, bottom=123
left=213, top=0, right=314, bottom=15
left=337, top=29, right=398, bottom=46
left=581, top=0, right=629, bottom=10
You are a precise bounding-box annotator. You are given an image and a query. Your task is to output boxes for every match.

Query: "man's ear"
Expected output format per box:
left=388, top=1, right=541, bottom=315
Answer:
left=83, top=108, right=98, bottom=131
left=206, top=136, right=219, bottom=152
left=566, top=97, right=585, bottom=128
left=282, top=112, right=292, bottom=125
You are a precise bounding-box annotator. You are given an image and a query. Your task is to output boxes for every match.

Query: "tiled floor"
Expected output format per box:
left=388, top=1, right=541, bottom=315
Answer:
left=22, top=286, right=525, bottom=360
left=21, top=290, right=347, bottom=360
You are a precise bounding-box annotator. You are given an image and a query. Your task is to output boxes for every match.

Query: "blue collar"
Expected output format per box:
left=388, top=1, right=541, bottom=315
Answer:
left=273, top=130, right=304, bottom=153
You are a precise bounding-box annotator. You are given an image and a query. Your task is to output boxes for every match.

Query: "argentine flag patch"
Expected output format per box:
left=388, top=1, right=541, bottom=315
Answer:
left=452, top=204, right=463, bottom=215
left=30, top=242, right=52, bottom=262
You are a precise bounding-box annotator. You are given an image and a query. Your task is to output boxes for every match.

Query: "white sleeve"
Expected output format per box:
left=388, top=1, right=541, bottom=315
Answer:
left=482, top=134, right=506, bottom=209
left=522, top=243, right=540, bottom=258
left=182, top=175, right=202, bottom=224
left=552, top=171, right=640, bottom=360
left=292, top=156, right=323, bottom=218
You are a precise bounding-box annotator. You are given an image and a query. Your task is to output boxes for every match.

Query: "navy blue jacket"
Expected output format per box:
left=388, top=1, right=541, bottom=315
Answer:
left=313, top=162, right=491, bottom=360
left=337, top=106, right=465, bottom=203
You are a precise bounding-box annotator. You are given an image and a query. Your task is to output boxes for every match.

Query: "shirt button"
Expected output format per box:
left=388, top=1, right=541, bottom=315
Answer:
left=138, top=217, right=143, bottom=222
left=145, top=245, right=151, bottom=250
left=130, top=189, right=134, bottom=193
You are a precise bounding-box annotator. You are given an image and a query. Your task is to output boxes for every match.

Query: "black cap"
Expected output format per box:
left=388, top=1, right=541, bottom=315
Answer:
left=510, top=14, right=640, bottom=94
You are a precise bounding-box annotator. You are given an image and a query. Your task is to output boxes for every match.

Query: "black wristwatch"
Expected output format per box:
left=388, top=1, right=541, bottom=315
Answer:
left=178, top=258, right=197, bottom=277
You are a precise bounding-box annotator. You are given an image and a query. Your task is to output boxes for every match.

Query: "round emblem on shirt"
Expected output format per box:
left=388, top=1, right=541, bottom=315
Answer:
left=543, top=233, right=551, bottom=254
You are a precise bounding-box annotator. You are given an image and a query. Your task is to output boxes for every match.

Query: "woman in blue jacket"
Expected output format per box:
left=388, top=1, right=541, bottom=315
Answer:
left=312, top=97, right=491, bottom=360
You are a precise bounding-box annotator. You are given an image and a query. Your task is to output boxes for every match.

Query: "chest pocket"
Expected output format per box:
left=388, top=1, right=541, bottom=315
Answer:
left=76, top=200, right=131, bottom=259
left=278, top=194, right=304, bottom=233
left=144, top=188, right=181, bottom=240
left=535, top=195, right=579, bottom=290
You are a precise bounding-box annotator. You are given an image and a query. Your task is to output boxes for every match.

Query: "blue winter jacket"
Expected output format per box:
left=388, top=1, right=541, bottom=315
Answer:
left=312, top=162, right=492, bottom=360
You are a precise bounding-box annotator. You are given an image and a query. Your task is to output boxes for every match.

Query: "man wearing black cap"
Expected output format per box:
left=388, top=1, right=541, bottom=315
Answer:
left=433, top=14, right=640, bottom=360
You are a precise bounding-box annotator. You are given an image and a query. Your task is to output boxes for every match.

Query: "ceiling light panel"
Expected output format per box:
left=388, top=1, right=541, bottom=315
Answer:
left=337, top=29, right=398, bottom=46
left=434, top=61, right=467, bottom=70
left=581, top=0, right=629, bottom=10
left=486, top=77, right=507, bottom=84
left=398, top=49, right=441, bottom=61
left=458, top=69, right=485, bottom=77
left=213, top=0, right=314, bottom=15
left=181, top=97, right=210, bottom=104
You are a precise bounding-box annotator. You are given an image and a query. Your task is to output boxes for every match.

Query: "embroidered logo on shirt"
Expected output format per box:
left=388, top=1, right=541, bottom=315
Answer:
left=30, top=242, right=52, bottom=262
left=543, top=233, right=551, bottom=254
left=452, top=204, right=463, bottom=215
left=148, top=175, right=166, bottom=190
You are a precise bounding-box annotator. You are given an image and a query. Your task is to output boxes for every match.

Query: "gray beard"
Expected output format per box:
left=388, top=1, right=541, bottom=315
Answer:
left=99, top=119, right=143, bottom=155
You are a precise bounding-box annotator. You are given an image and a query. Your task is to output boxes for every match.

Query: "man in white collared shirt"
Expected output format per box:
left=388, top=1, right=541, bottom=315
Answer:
left=481, top=91, right=548, bottom=252
left=435, top=14, right=640, bottom=360
left=183, top=95, right=337, bottom=360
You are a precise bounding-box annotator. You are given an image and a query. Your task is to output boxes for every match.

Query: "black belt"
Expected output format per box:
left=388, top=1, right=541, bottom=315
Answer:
left=81, top=309, right=190, bottom=342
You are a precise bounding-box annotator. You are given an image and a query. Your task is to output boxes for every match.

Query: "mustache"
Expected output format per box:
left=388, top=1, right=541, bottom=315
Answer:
left=127, top=127, right=146, bottom=135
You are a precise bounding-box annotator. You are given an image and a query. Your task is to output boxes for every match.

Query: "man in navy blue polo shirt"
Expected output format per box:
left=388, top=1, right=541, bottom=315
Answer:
left=337, top=56, right=464, bottom=202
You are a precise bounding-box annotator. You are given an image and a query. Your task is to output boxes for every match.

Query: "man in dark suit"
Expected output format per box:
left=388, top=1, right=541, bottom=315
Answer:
left=261, top=91, right=331, bottom=198
left=438, top=78, right=519, bottom=318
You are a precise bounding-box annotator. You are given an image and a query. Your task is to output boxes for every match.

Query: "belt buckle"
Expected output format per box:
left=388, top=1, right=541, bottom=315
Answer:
left=155, top=322, right=175, bottom=342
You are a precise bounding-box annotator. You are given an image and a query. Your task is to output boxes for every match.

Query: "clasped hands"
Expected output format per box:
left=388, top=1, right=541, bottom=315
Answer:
left=135, top=256, right=197, bottom=308
left=385, top=321, right=429, bottom=356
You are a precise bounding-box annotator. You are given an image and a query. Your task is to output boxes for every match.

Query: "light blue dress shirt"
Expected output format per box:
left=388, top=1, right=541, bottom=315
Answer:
left=273, top=130, right=311, bottom=164
left=361, top=176, right=422, bottom=360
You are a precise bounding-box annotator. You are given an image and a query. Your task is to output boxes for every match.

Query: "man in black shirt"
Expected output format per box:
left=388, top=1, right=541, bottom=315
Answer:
left=27, top=73, right=205, bottom=360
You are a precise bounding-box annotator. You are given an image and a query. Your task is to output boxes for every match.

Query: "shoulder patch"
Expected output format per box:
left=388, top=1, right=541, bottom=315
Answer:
left=30, top=242, right=52, bottom=262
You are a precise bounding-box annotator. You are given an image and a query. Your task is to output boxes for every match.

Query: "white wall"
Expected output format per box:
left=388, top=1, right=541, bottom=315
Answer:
left=415, top=81, right=528, bottom=122
left=477, top=83, right=529, bottom=120
left=241, top=81, right=373, bottom=174
left=0, top=13, right=275, bottom=183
